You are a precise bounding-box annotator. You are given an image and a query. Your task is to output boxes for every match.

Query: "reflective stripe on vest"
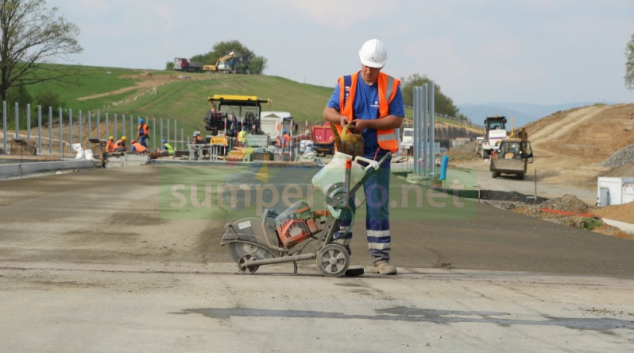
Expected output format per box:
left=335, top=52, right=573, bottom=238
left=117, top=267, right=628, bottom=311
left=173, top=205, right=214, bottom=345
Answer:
left=337, top=71, right=400, bottom=153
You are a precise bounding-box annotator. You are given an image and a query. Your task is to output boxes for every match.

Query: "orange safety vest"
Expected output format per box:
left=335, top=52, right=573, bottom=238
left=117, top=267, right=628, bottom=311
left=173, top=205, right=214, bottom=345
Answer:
left=105, top=140, right=116, bottom=153
left=138, top=123, right=149, bottom=136
left=132, top=142, right=147, bottom=153
left=283, top=133, right=290, bottom=147
left=337, top=71, right=400, bottom=153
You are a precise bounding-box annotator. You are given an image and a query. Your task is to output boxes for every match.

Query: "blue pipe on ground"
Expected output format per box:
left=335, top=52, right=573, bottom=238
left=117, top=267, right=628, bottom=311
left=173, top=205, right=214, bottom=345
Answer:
left=439, top=155, right=449, bottom=181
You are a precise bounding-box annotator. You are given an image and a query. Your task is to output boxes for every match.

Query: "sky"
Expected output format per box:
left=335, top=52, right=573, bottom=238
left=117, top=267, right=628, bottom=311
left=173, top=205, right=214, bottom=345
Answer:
left=47, top=0, right=634, bottom=106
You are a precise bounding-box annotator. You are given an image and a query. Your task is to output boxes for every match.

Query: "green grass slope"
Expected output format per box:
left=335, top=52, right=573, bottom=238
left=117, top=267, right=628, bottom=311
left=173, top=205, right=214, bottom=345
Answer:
left=16, top=64, right=480, bottom=137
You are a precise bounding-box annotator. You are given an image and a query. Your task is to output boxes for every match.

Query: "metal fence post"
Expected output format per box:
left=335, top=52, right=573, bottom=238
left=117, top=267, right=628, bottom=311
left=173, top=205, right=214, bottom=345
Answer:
left=27, top=104, right=31, bottom=141
left=430, top=81, right=435, bottom=176
left=114, top=114, right=118, bottom=140
left=167, top=119, right=170, bottom=144
left=106, top=113, right=109, bottom=142
left=160, top=119, right=163, bottom=143
left=69, top=109, right=73, bottom=152
left=15, top=102, right=19, bottom=139
left=423, top=84, right=428, bottom=177
left=58, top=107, right=62, bottom=153
left=78, top=111, right=82, bottom=145
left=88, top=111, right=92, bottom=138
left=174, top=120, right=177, bottom=144
left=48, top=107, right=52, bottom=153
left=97, top=111, right=100, bottom=141
left=181, top=128, right=183, bottom=150
left=152, top=118, right=155, bottom=150
left=129, top=116, right=133, bottom=141
left=3, top=101, right=7, bottom=153
left=413, top=86, right=420, bottom=175
left=122, top=114, right=126, bottom=138
left=37, top=106, right=42, bottom=154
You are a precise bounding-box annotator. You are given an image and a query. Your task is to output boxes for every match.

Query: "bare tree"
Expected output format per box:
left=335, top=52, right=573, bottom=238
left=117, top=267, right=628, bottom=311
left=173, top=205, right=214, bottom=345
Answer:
left=626, top=33, right=634, bottom=90
left=0, top=0, right=83, bottom=101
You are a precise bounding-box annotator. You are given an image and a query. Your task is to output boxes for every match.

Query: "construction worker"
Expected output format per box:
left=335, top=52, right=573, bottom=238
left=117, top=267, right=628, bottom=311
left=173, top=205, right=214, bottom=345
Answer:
left=130, top=139, right=147, bottom=153
left=238, top=125, right=248, bottom=147
left=161, top=139, right=174, bottom=155
left=114, top=136, right=127, bottom=152
left=323, top=39, right=404, bottom=275
left=105, top=136, right=116, bottom=153
left=281, top=129, right=290, bottom=152
left=137, top=118, right=150, bottom=148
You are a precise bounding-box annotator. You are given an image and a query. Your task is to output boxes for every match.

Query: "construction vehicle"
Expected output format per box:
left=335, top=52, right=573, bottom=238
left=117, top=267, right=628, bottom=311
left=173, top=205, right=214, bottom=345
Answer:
left=400, top=127, right=414, bottom=153
left=490, top=128, right=533, bottom=180
left=203, top=52, right=237, bottom=73
left=311, top=122, right=335, bottom=156
left=221, top=151, right=391, bottom=277
left=173, top=58, right=204, bottom=72
left=204, top=95, right=270, bottom=138
left=476, top=116, right=508, bottom=159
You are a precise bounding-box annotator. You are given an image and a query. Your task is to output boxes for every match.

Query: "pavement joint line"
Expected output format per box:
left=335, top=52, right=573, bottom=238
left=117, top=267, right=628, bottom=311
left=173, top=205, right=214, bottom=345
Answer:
left=1, top=263, right=633, bottom=285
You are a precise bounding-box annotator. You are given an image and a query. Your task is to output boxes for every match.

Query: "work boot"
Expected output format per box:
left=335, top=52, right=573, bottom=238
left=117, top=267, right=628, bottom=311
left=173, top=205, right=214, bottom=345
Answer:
left=372, top=261, right=397, bottom=275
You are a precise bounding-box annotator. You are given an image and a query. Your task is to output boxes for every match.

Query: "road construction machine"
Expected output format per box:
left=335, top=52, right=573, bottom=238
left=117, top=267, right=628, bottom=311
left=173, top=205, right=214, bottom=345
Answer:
left=476, top=116, right=508, bottom=159
left=204, top=95, right=270, bottom=138
left=489, top=128, right=533, bottom=180
left=203, top=52, right=237, bottom=73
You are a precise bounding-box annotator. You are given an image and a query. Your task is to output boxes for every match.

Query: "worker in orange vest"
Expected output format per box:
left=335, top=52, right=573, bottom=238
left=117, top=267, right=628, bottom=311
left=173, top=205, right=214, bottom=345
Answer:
left=322, top=39, right=404, bottom=276
left=105, top=136, right=116, bottom=153
left=114, top=136, right=127, bottom=152
left=130, top=139, right=148, bottom=153
left=137, top=118, right=150, bottom=148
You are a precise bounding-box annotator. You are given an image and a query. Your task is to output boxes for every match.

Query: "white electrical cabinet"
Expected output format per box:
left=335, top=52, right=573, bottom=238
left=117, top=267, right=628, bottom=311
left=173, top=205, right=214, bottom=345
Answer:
left=597, top=177, right=634, bottom=206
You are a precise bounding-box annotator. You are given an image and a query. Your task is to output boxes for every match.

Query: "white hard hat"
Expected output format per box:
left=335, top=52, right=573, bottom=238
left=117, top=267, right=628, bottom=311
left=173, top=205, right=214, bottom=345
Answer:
left=359, top=39, right=387, bottom=68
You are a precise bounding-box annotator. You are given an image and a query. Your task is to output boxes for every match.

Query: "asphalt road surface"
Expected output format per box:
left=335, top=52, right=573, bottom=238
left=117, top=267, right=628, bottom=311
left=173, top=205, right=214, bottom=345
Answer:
left=1, top=165, right=633, bottom=352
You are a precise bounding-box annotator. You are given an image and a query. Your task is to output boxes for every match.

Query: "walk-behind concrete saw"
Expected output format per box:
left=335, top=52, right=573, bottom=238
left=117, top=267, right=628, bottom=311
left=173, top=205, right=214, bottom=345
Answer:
left=220, top=152, right=391, bottom=277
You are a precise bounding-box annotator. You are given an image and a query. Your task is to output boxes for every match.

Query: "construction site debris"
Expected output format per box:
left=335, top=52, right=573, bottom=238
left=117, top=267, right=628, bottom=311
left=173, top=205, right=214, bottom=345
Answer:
left=600, top=144, right=634, bottom=167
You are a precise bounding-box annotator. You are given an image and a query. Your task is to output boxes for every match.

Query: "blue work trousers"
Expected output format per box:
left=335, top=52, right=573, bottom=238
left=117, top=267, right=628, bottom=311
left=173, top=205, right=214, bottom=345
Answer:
left=336, top=156, right=392, bottom=264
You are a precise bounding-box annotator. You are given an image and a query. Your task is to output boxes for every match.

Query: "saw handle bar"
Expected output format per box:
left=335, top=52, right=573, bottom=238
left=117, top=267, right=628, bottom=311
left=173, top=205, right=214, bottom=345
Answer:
left=354, top=152, right=391, bottom=172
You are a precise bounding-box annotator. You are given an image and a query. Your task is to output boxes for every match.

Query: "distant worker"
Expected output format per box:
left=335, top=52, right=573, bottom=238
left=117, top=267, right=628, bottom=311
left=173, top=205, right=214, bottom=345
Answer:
left=238, top=126, right=247, bottom=147
left=105, top=136, right=116, bottom=153
left=161, top=139, right=174, bottom=156
left=193, top=131, right=205, bottom=144
left=130, top=139, right=147, bottom=153
left=137, top=118, right=150, bottom=148
left=282, top=129, right=290, bottom=152
left=114, top=136, right=127, bottom=152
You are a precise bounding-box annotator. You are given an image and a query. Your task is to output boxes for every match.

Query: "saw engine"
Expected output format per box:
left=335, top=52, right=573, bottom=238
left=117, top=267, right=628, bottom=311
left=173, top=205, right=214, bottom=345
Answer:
left=274, top=201, right=324, bottom=248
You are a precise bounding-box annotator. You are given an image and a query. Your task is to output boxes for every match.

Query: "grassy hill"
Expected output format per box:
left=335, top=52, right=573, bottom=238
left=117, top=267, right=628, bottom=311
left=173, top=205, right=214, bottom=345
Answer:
left=11, top=64, right=481, bottom=137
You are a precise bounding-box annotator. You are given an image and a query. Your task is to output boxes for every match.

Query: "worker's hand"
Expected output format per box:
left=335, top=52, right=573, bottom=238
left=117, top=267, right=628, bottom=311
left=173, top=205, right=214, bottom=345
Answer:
left=349, top=119, right=366, bottom=133
left=339, top=115, right=350, bottom=128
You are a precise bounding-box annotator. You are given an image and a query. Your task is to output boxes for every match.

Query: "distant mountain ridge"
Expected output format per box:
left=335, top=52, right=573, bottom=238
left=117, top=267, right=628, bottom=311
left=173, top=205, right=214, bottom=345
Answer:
left=458, top=102, right=614, bottom=128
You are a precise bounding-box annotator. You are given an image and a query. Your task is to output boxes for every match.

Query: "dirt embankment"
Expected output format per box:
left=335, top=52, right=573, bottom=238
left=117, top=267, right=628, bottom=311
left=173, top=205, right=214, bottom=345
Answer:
left=523, top=104, right=634, bottom=188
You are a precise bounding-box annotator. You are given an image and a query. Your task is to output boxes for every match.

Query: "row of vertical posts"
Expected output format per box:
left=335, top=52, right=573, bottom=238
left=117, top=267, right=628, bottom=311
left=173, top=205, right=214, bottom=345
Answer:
left=0, top=101, right=187, bottom=155
left=412, top=81, right=436, bottom=177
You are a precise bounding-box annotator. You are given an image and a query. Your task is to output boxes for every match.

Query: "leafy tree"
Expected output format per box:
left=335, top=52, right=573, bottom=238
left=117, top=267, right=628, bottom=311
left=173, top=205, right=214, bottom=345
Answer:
left=191, top=40, right=267, bottom=74
left=625, top=33, right=634, bottom=90
left=34, top=89, right=64, bottom=110
left=400, top=73, right=465, bottom=119
left=247, top=56, right=267, bottom=74
left=0, top=0, right=83, bottom=101
left=165, top=61, right=172, bottom=71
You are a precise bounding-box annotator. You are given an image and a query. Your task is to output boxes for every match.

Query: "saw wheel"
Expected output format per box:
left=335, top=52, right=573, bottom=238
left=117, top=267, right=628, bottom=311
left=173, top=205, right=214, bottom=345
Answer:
left=316, top=244, right=350, bottom=277
left=238, top=254, right=259, bottom=274
left=228, top=242, right=273, bottom=274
